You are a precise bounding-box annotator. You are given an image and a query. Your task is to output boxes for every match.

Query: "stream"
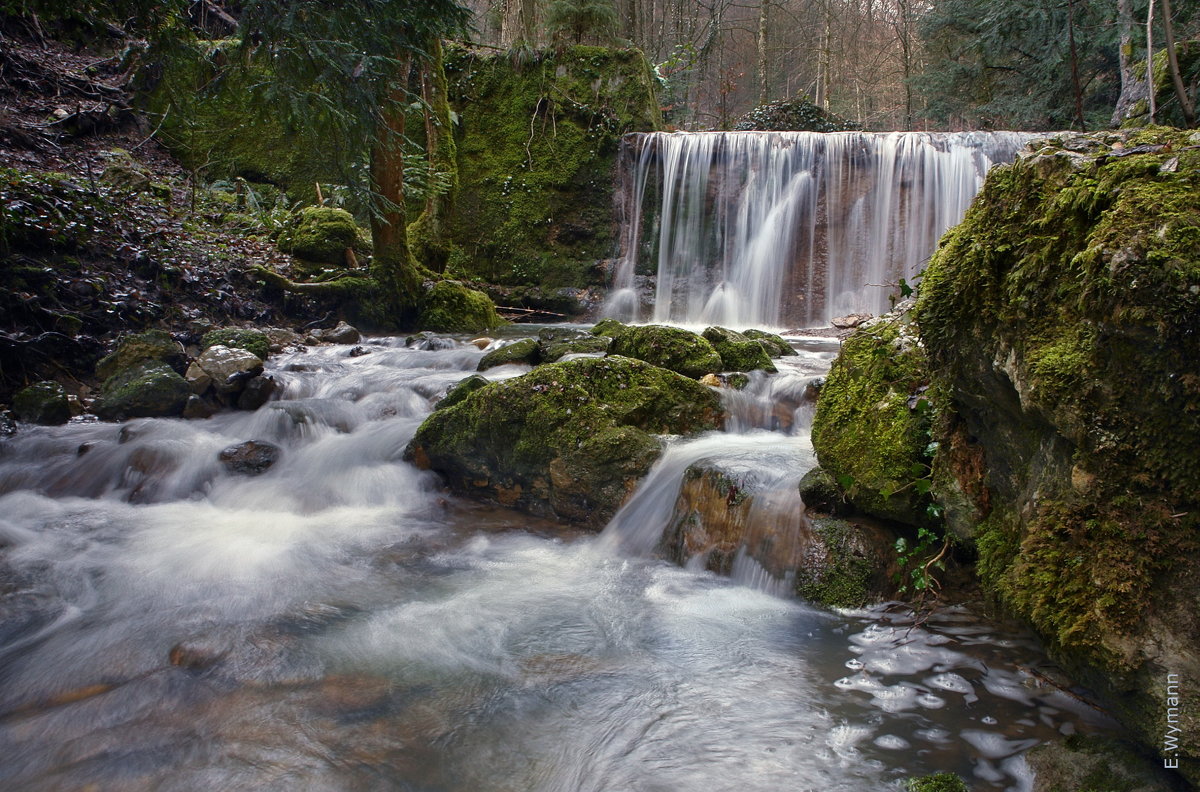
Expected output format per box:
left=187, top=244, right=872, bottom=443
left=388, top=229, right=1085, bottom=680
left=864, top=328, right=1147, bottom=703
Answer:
left=0, top=330, right=1118, bottom=791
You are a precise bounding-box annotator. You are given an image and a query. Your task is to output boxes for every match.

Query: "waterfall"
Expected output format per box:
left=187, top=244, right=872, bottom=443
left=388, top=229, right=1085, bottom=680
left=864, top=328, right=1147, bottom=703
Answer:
left=608, top=130, right=1039, bottom=329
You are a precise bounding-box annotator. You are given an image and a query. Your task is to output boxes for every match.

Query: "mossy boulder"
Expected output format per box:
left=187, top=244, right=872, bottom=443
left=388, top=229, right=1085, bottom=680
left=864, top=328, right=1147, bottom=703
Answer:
left=404, top=356, right=724, bottom=527
left=96, top=329, right=185, bottom=382
left=607, top=324, right=723, bottom=379
left=591, top=318, right=630, bottom=339
left=905, top=774, right=968, bottom=792
left=277, top=206, right=359, bottom=265
left=793, top=517, right=898, bottom=609
left=477, top=338, right=538, bottom=371
left=12, top=381, right=70, bottom=425
left=797, top=466, right=847, bottom=515
left=914, top=129, right=1200, bottom=781
left=417, top=280, right=503, bottom=333
left=537, top=328, right=611, bottom=362
left=438, top=374, right=489, bottom=410
left=742, top=328, right=797, bottom=357
left=1026, top=734, right=1187, bottom=792
left=93, top=362, right=190, bottom=420
left=811, top=307, right=936, bottom=527
left=200, top=328, right=271, bottom=361
left=702, top=326, right=777, bottom=373
left=443, top=45, right=661, bottom=287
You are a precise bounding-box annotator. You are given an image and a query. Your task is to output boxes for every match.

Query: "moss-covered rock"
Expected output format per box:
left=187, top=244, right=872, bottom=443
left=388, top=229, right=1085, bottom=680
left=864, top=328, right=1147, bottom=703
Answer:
left=1026, top=734, right=1187, bottom=792
left=443, top=45, right=661, bottom=287
left=905, top=773, right=968, bottom=792
left=200, top=328, right=271, bottom=361
left=477, top=338, right=538, bottom=371
left=538, top=328, right=610, bottom=362
left=404, top=356, right=724, bottom=527
left=12, top=381, right=70, bottom=425
left=607, top=324, right=723, bottom=379
left=276, top=206, right=360, bottom=265
left=702, top=326, right=778, bottom=373
left=797, top=466, right=847, bottom=515
left=591, top=318, right=630, bottom=339
left=93, top=362, right=190, bottom=420
left=417, top=280, right=503, bottom=333
left=438, top=374, right=489, bottom=410
left=742, top=328, right=797, bottom=357
left=914, top=129, right=1200, bottom=781
left=96, top=329, right=185, bottom=382
left=811, top=307, right=936, bottom=527
left=793, top=517, right=898, bottom=608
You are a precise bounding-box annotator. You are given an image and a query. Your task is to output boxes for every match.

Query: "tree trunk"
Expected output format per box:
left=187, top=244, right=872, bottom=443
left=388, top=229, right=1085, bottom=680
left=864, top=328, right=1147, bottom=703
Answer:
left=1066, top=0, right=1087, bottom=131
left=408, top=39, right=458, bottom=273
left=757, top=0, right=769, bottom=106
left=1111, top=0, right=1148, bottom=126
left=1147, top=0, right=1157, bottom=122
left=369, top=53, right=421, bottom=313
left=1160, top=0, right=1197, bottom=126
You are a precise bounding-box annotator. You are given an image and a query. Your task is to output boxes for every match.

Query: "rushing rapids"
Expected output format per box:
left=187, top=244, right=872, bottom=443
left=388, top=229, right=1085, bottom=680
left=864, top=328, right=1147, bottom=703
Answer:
left=0, top=332, right=1119, bottom=790
left=608, top=131, right=1039, bottom=328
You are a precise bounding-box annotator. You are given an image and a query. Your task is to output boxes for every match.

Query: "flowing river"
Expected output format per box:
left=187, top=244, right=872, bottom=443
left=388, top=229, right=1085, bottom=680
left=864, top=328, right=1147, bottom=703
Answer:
left=0, top=331, right=1118, bottom=791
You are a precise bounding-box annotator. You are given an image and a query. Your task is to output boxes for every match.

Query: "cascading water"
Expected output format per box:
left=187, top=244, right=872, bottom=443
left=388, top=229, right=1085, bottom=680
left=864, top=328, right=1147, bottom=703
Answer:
left=0, top=331, right=1120, bottom=790
left=608, top=131, right=1039, bottom=328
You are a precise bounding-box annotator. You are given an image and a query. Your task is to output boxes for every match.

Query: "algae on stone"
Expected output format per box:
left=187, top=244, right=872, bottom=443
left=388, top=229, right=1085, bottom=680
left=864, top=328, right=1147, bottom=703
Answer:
left=277, top=206, right=362, bottom=265
left=404, top=356, right=724, bottom=526
left=416, top=280, right=503, bottom=333
left=12, top=381, right=71, bottom=425
left=200, top=328, right=270, bottom=361
left=477, top=338, right=538, bottom=371
left=607, top=324, right=723, bottom=379
left=96, top=329, right=185, bottom=382
left=702, top=326, right=778, bottom=373
left=94, top=362, right=190, bottom=420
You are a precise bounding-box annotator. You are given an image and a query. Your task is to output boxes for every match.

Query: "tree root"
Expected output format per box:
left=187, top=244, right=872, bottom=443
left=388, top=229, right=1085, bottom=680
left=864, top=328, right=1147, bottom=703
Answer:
left=250, top=265, right=372, bottom=296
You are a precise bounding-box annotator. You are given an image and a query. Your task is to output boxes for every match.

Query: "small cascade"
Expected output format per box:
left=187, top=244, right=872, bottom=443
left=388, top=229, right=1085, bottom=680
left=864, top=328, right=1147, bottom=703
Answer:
left=609, top=130, right=1039, bottom=328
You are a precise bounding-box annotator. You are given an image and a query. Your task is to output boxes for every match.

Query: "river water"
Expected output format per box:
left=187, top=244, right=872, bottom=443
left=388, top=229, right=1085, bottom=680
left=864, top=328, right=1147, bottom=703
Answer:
left=0, top=331, right=1116, bottom=791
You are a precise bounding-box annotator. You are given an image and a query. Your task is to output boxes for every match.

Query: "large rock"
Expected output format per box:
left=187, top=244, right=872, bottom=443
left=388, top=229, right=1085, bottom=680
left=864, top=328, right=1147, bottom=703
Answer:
left=606, top=324, right=723, bottom=379
left=915, top=129, right=1200, bottom=782
left=416, top=280, right=503, bottom=334
left=811, top=306, right=937, bottom=528
left=477, top=338, right=538, bottom=371
left=701, top=326, right=777, bottom=373
left=405, top=356, right=724, bottom=527
left=12, top=381, right=70, bottom=425
left=200, top=328, right=271, bottom=360
left=742, top=328, right=797, bottom=357
left=218, top=441, right=281, bottom=476
left=276, top=206, right=359, bottom=264
left=93, top=362, right=190, bottom=420
left=191, top=345, right=264, bottom=395
left=96, top=329, right=184, bottom=382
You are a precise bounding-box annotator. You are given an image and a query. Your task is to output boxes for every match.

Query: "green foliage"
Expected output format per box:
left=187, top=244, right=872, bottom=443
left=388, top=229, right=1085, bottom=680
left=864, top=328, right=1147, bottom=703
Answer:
left=733, top=98, right=859, bottom=132
left=906, top=773, right=969, bottom=792
left=544, top=0, right=618, bottom=45
left=914, top=0, right=1120, bottom=129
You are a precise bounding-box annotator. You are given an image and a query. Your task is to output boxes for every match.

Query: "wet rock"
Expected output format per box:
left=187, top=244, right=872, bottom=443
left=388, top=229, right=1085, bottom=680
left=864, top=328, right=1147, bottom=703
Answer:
left=537, top=328, right=610, bottom=363
left=201, top=328, right=271, bottom=360
left=793, top=516, right=898, bottom=609
left=438, top=374, right=489, bottom=410
left=1025, top=734, right=1186, bottom=792
left=406, top=357, right=725, bottom=527
left=95, top=329, right=185, bottom=381
left=348, top=345, right=370, bottom=357
left=262, top=327, right=305, bottom=353
left=218, top=440, right=281, bottom=476
left=93, top=362, right=190, bottom=420
left=416, top=280, right=502, bottom=333
left=169, top=637, right=230, bottom=672
left=743, top=329, right=798, bottom=357
left=0, top=411, right=17, bottom=436
left=405, top=331, right=458, bottom=351
left=477, top=338, right=538, bottom=371
left=236, top=375, right=278, bottom=410
left=467, top=337, right=492, bottom=350
left=184, top=360, right=213, bottom=394
left=12, top=381, right=70, bottom=425
left=831, top=313, right=871, bottom=329
left=590, top=318, right=630, bottom=339
left=702, top=326, right=777, bottom=373
left=798, top=467, right=849, bottom=515
left=182, top=394, right=218, bottom=420
left=194, top=345, right=264, bottom=395
left=322, top=321, right=361, bottom=345
left=607, top=324, right=723, bottom=379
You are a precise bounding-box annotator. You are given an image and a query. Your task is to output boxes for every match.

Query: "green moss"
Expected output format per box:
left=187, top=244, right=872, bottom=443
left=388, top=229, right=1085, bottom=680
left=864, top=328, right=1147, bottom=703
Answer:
left=742, top=328, right=797, bottom=357
left=405, top=356, right=724, bottom=525
left=277, top=206, right=360, bottom=265
left=478, top=338, right=538, bottom=370
left=607, top=324, right=723, bottom=379
left=914, top=130, right=1200, bottom=777
left=811, top=311, right=935, bottom=526
left=96, top=329, right=184, bottom=382
left=794, top=517, right=877, bottom=608
left=702, top=326, right=777, bottom=373
left=12, top=381, right=70, bottom=425
left=905, top=773, right=968, bottom=792
left=798, top=467, right=845, bottom=515
left=539, top=333, right=610, bottom=362
left=443, top=45, right=660, bottom=286
left=438, top=374, right=489, bottom=410
left=591, top=318, right=630, bottom=338
left=200, top=328, right=270, bottom=361
left=417, top=280, right=504, bottom=333
left=93, top=362, right=190, bottom=421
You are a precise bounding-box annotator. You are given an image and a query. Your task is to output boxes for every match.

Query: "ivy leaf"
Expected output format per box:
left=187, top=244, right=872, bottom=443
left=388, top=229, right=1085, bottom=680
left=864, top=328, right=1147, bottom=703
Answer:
left=914, top=478, right=933, bottom=495
left=899, top=277, right=913, bottom=298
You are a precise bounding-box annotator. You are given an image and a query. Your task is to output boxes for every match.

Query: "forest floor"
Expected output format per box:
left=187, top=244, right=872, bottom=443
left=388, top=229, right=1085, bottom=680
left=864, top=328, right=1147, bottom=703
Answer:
left=0, top=20, right=322, bottom=400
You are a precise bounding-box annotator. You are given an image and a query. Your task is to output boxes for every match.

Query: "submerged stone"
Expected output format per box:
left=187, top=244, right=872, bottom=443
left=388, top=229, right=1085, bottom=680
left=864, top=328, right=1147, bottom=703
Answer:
left=405, top=356, right=724, bottom=527
left=218, top=440, right=281, bottom=476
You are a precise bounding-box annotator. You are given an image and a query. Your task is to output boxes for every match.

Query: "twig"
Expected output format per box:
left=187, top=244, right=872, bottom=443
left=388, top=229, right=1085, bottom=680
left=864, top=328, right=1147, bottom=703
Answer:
left=131, top=105, right=170, bottom=151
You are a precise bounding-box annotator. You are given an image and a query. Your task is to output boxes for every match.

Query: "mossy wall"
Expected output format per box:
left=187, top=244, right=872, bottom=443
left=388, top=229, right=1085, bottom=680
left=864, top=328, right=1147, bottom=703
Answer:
left=443, top=45, right=661, bottom=288
left=915, top=128, right=1200, bottom=781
